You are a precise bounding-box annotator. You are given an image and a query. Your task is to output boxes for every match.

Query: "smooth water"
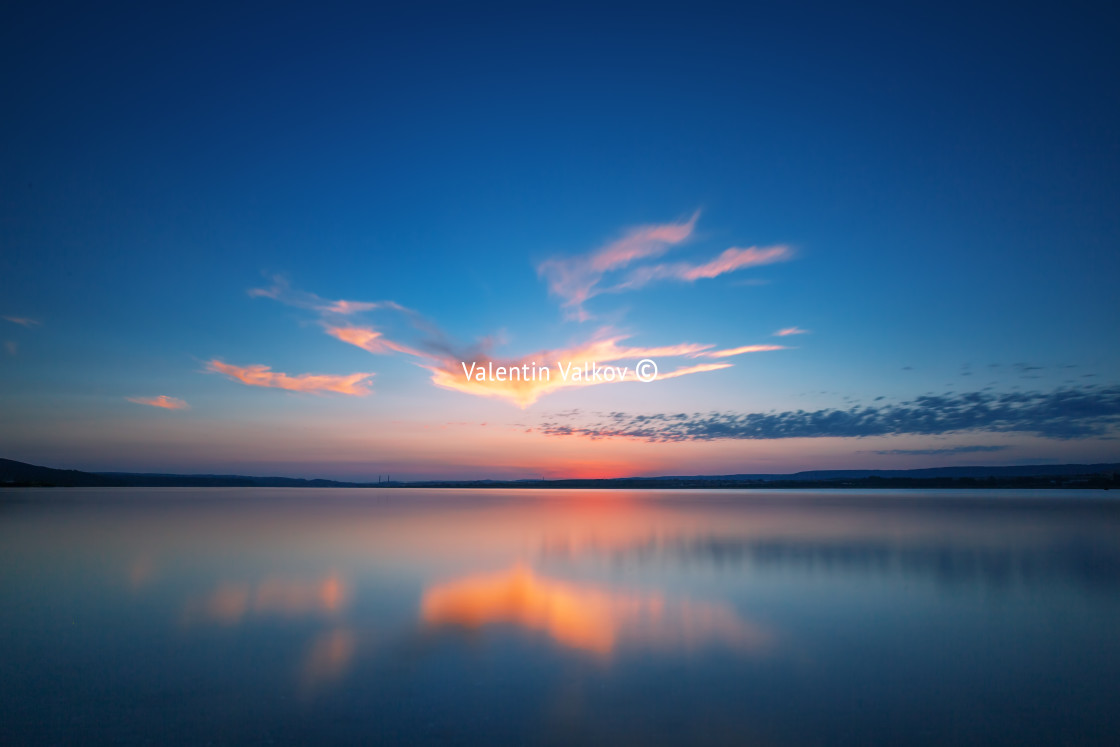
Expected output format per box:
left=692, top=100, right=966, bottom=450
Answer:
left=2, top=488, right=1119, bottom=745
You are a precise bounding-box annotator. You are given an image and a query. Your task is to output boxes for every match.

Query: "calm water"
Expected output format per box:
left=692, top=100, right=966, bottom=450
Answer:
left=2, top=488, right=1119, bottom=745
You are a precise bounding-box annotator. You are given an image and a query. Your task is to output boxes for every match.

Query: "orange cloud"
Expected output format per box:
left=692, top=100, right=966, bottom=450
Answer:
left=423, top=333, right=725, bottom=407
left=206, top=360, right=375, bottom=395
left=255, top=280, right=741, bottom=406
left=421, top=564, right=772, bottom=657
left=324, top=325, right=428, bottom=358
left=126, top=395, right=189, bottom=410
left=774, top=326, right=809, bottom=336
left=537, top=213, right=699, bottom=318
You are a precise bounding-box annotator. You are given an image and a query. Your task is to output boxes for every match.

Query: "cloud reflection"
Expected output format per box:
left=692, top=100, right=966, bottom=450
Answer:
left=300, top=627, right=358, bottom=692
left=185, top=573, right=349, bottom=625
left=421, top=563, right=771, bottom=657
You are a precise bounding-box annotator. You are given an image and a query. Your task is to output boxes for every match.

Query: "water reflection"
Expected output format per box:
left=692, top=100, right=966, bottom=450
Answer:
left=300, top=627, right=359, bottom=691
left=2, top=488, right=1119, bottom=745
left=421, top=563, right=771, bottom=656
left=540, top=534, right=1120, bottom=590
left=128, top=555, right=156, bottom=589
left=184, top=573, right=349, bottom=625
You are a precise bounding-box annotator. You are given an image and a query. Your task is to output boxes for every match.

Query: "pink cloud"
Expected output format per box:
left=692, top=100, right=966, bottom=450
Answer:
left=537, top=213, right=699, bottom=318
left=678, top=245, right=790, bottom=280
left=774, top=326, right=809, bottom=336
left=321, top=300, right=383, bottom=315
left=206, top=360, right=375, bottom=396
left=127, top=395, right=189, bottom=410
left=614, top=245, right=791, bottom=291
left=3, top=315, right=41, bottom=327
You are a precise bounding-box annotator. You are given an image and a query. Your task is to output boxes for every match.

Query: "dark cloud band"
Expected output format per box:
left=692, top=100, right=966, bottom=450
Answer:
left=539, top=385, right=1120, bottom=442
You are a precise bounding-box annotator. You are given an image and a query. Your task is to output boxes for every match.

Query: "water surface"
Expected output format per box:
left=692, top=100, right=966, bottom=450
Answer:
left=2, top=488, right=1119, bottom=745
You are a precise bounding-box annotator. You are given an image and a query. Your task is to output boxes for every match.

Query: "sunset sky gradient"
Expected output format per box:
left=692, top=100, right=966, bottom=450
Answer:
left=2, top=2, right=1118, bottom=479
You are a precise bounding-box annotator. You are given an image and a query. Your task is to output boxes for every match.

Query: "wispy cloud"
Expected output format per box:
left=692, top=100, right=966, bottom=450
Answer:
left=127, top=395, right=190, bottom=410
left=701, top=344, right=787, bottom=359
left=537, top=216, right=792, bottom=319
left=612, top=245, right=790, bottom=294
left=3, top=316, right=41, bottom=327
left=540, top=385, right=1120, bottom=441
left=679, top=246, right=790, bottom=280
left=322, top=300, right=382, bottom=315
left=4, top=341, right=16, bottom=356
left=249, top=275, right=411, bottom=317
left=774, top=327, right=809, bottom=337
left=656, top=362, right=734, bottom=379
left=206, top=360, right=375, bottom=395
left=537, top=213, right=699, bottom=318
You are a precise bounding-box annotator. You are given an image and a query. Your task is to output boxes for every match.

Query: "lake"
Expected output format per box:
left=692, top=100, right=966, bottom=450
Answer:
left=2, top=488, right=1119, bottom=745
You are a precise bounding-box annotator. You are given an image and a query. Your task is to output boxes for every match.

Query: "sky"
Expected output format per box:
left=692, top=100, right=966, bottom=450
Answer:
left=2, top=1, right=1119, bottom=480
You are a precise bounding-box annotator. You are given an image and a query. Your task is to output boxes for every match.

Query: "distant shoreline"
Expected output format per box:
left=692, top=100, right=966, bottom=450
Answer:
left=2, top=458, right=1117, bottom=490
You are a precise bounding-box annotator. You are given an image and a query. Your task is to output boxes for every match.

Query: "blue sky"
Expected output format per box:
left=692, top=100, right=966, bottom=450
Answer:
left=2, top=1, right=1118, bottom=478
